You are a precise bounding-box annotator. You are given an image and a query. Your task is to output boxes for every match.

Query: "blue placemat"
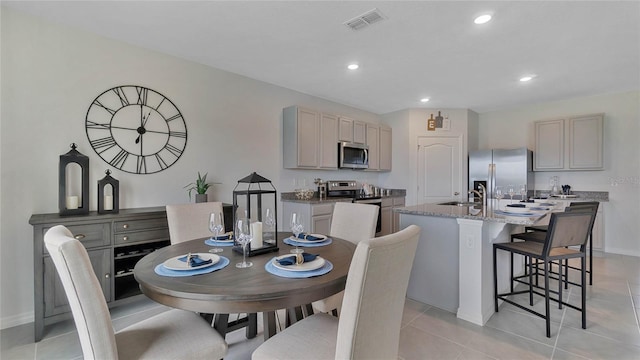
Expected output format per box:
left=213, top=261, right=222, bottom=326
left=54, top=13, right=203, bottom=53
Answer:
left=494, top=210, right=535, bottom=217
left=283, top=237, right=332, bottom=247
left=264, top=257, right=333, bottom=278
left=154, top=256, right=229, bottom=277
left=205, top=238, right=235, bottom=247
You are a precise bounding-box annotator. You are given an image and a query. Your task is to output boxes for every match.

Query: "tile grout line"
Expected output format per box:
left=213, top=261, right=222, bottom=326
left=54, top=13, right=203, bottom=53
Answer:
left=550, top=286, right=571, bottom=359
left=627, top=280, right=640, bottom=337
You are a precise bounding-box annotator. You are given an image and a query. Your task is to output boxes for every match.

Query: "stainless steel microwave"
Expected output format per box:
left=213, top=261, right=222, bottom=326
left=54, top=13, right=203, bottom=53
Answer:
left=338, top=142, right=369, bottom=169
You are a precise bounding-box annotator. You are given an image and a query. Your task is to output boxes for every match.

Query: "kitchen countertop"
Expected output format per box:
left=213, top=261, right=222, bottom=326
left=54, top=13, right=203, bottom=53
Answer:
left=395, top=203, right=549, bottom=225
left=281, top=189, right=407, bottom=204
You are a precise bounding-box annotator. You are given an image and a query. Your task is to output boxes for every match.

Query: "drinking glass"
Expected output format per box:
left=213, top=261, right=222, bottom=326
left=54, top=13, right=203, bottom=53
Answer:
left=208, top=212, right=224, bottom=253
left=507, top=184, right=515, bottom=204
left=519, top=184, right=527, bottom=202
left=290, top=212, right=304, bottom=254
left=235, top=217, right=253, bottom=268
left=264, top=208, right=275, bottom=245
left=495, top=186, right=504, bottom=210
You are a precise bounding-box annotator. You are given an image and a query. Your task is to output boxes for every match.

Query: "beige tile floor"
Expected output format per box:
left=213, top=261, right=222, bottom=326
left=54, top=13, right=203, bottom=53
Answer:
left=2, top=251, right=639, bottom=359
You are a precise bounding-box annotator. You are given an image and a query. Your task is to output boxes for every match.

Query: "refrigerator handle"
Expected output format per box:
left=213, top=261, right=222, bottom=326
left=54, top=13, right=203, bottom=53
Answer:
left=488, top=163, right=495, bottom=199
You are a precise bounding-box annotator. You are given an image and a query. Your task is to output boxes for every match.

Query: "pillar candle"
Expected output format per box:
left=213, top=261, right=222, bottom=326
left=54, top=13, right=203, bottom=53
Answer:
left=251, top=222, right=263, bottom=249
left=104, top=195, right=113, bottom=211
left=66, top=196, right=79, bottom=210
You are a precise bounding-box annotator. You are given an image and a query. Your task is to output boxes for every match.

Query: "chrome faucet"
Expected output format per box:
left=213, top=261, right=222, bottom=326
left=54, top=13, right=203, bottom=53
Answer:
left=468, top=183, right=487, bottom=206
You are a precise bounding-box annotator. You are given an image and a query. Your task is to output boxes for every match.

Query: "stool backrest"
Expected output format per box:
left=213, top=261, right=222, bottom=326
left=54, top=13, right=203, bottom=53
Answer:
left=544, top=212, right=594, bottom=253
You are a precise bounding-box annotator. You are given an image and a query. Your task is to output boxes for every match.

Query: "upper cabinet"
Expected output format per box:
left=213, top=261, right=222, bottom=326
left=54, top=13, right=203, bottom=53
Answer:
left=534, top=113, right=604, bottom=171
left=284, top=106, right=338, bottom=169
left=339, top=116, right=366, bottom=144
left=366, top=123, right=379, bottom=170
left=379, top=125, right=392, bottom=171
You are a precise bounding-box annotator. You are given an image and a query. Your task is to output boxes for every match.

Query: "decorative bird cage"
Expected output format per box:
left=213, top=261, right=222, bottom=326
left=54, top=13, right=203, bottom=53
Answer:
left=232, top=172, right=278, bottom=256
left=97, top=170, right=119, bottom=214
left=59, top=143, right=89, bottom=216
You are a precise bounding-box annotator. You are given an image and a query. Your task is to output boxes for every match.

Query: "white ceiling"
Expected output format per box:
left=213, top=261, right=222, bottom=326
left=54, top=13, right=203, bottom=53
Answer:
left=4, top=1, right=640, bottom=114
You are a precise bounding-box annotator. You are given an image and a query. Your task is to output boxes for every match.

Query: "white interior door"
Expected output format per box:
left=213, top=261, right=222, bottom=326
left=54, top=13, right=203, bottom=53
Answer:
left=417, top=136, right=463, bottom=204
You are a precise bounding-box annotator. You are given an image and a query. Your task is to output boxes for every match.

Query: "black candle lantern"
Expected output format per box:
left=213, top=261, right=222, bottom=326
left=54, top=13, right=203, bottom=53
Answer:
left=98, top=170, right=119, bottom=214
left=59, top=143, right=89, bottom=216
left=232, top=172, right=279, bottom=256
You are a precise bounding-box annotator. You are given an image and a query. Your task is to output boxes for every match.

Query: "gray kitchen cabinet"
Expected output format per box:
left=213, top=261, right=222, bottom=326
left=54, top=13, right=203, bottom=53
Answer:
left=366, top=123, right=380, bottom=171
left=282, top=201, right=339, bottom=235
left=392, top=196, right=406, bottom=233
left=284, top=106, right=339, bottom=170
left=30, top=207, right=170, bottom=341
left=380, top=197, right=393, bottom=235
left=379, top=125, right=392, bottom=171
left=534, top=113, right=604, bottom=171
left=338, top=116, right=366, bottom=144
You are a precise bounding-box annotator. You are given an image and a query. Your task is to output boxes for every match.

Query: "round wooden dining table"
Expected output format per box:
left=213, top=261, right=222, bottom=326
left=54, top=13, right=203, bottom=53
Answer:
left=133, top=232, right=356, bottom=340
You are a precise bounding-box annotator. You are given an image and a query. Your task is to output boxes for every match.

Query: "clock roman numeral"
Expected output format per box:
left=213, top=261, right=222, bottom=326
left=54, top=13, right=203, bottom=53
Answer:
left=165, top=113, right=182, bottom=122
left=93, top=100, right=116, bottom=115
left=136, top=87, right=148, bottom=105
left=165, top=144, right=184, bottom=157
left=155, top=97, right=165, bottom=110
left=112, top=87, right=130, bottom=107
left=86, top=121, right=110, bottom=130
left=169, top=131, right=186, bottom=138
left=109, top=149, right=129, bottom=169
left=155, top=153, right=168, bottom=170
left=137, top=155, right=147, bottom=174
left=90, top=137, right=117, bottom=153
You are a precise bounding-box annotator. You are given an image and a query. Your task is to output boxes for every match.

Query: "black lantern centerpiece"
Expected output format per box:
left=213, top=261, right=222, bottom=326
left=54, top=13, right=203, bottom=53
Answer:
left=59, top=143, right=89, bottom=216
left=98, top=169, right=119, bottom=214
left=232, top=172, right=278, bottom=256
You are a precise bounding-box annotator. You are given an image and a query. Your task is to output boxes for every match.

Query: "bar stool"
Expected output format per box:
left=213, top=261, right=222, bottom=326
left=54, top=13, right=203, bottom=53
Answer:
left=494, top=211, right=594, bottom=338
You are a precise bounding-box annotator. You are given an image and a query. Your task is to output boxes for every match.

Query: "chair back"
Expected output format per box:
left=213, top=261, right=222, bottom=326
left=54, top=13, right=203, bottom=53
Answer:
left=329, top=202, right=378, bottom=244
left=335, top=224, right=421, bottom=359
left=166, top=202, right=224, bottom=244
left=44, top=225, right=118, bottom=360
left=544, top=212, right=594, bottom=252
left=569, top=201, right=600, bottom=212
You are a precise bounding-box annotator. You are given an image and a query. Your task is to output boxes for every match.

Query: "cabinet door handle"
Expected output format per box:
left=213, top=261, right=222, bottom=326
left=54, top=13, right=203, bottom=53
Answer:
left=122, top=224, right=129, bottom=229
left=105, top=273, right=110, bottom=279
left=122, top=236, right=129, bottom=241
left=74, top=234, right=86, bottom=240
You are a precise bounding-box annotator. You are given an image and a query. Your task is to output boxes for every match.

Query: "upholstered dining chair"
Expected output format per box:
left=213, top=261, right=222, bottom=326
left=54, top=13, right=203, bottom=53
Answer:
left=252, top=224, right=421, bottom=360
left=312, top=202, right=379, bottom=315
left=44, top=225, right=227, bottom=360
left=166, top=201, right=257, bottom=338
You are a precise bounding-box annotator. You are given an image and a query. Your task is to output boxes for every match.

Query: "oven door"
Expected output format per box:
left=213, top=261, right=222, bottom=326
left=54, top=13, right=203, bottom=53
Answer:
left=353, top=198, right=382, bottom=235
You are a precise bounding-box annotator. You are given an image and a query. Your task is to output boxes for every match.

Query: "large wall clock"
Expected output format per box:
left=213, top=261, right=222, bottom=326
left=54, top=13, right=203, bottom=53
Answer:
left=85, top=85, right=187, bottom=174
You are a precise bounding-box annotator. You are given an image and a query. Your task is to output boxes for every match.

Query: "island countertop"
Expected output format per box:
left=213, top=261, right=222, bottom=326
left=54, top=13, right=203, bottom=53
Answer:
left=394, top=203, right=548, bottom=225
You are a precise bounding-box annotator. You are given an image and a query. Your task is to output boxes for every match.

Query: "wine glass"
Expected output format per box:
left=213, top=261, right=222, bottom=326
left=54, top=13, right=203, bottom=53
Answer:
left=235, top=217, right=253, bottom=268
left=519, top=184, right=527, bottom=202
left=208, top=212, right=224, bottom=253
left=264, top=208, right=275, bottom=245
left=290, top=212, right=304, bottom=254
left=495, top=186, right=504, bottom=210
left=507, top=184, right=515, bottom=204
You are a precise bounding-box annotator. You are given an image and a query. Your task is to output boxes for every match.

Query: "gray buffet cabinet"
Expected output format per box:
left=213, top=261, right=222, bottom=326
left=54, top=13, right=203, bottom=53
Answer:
left=29, top=205, right=233, bottom=341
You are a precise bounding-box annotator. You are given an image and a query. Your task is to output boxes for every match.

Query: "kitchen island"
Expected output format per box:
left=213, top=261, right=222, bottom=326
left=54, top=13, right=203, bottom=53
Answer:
left=396, top=203, right=549, bottom=326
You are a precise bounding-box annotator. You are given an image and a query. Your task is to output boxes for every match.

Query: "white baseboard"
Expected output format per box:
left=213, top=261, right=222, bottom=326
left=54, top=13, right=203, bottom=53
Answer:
left=605, top=247, right=640, bottom=258
left=1, top=311, right=33, bottom=330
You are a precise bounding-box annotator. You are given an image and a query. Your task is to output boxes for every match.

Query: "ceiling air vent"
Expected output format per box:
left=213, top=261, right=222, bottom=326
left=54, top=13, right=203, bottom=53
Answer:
left=344, top=8, right=385, bottom=31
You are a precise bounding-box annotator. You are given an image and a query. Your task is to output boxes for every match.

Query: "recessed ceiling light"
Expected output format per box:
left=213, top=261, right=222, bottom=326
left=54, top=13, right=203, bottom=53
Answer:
left=474, top=14, right=492, bottom=24
left=420, top=98, right=430, bottom=103
left=519, top=75, right=535, bottom=82
left=347, top=63, right=359, bottom=70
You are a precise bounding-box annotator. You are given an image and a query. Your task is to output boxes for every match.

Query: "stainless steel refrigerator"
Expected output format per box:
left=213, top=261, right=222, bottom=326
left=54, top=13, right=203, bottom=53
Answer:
left=468, top=147, right=533, bottom=200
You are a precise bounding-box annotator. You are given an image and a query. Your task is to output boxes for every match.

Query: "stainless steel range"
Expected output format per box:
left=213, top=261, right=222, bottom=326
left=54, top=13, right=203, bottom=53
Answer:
left=326, top=180, right=382, bottom=235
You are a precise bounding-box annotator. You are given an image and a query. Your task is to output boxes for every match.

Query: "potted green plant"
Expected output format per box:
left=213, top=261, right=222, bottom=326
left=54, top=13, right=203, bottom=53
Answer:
left=184, top=172, right=217, bottom=203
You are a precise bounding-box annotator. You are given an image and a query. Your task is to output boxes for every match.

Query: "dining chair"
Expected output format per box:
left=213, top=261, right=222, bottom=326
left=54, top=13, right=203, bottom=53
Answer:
left=252, top=224, right=421, bottom=360
left=166, top=202, right=258, bottom=338
left=494, top=211, right=593, bottom=338
left=312, top=202, right=379, bottom=316
left=44, top=225, right=228, bottom=360
left=524, top=201, right=599, bottom=285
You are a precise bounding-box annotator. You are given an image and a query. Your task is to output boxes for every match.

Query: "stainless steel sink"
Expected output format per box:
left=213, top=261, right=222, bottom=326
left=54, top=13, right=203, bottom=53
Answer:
left=437, top=201, right=482, bottom=207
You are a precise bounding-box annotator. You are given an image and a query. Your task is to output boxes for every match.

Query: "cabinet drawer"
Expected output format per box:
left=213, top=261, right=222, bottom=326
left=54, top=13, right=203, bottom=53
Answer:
left=43, top=223, right=110, bottom=253
left=393, top=197, right=406, bottom=206
left=381, top=198, right=393, bottom=207
left=114, top=218, right=168, bottom=233
left=115, top=228, right=169, bottom=245
left=311, top=203, right=334, bottom=216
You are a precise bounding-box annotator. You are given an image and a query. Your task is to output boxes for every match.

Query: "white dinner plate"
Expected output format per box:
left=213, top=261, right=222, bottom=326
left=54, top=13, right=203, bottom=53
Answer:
left=163, top=253, right=220, bottom=271
left=288, top=233, right=327, bottom=243
left=502, top=207, right=535, bottom=215
left=272, top=254, right=326, bottom=272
